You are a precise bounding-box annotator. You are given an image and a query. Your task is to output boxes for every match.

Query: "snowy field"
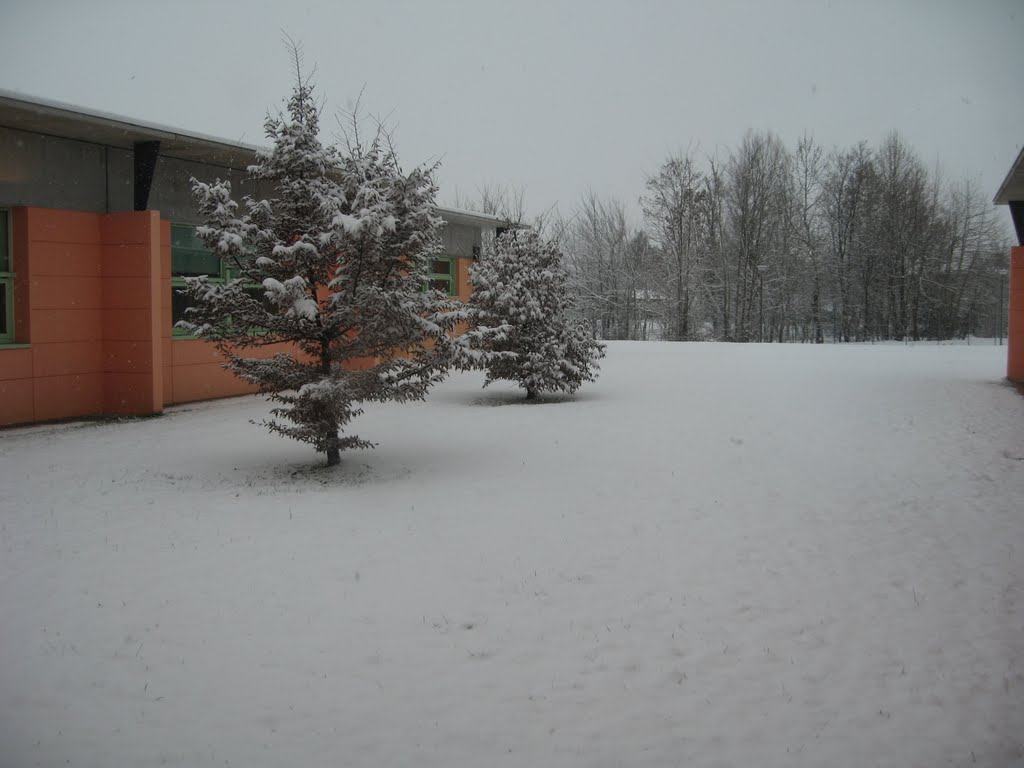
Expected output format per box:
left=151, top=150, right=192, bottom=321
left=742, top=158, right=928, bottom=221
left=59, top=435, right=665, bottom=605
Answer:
left=1, top=341, right=1023, bottom=768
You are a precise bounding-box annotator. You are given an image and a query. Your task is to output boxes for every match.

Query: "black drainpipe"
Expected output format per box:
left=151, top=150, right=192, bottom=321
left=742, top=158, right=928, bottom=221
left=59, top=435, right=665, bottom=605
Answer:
left=133, top=141, right=161, bottom=211
left=1010, top=200, right=1024, bottom=246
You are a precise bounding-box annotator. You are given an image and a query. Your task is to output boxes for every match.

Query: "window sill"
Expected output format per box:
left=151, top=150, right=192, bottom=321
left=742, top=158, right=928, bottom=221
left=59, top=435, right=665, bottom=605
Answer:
left=0, top=343, right=31, bottom=349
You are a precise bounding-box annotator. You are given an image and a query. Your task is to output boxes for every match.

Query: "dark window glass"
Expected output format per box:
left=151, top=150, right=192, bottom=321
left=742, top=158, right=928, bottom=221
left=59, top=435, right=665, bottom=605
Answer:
left=171, top=224, right=220, bottom=277
left=172, top=288, right=196, bottom=328
left=244, top=285, right=277, bottom=314
left=0, top=211, right=9, bottom=273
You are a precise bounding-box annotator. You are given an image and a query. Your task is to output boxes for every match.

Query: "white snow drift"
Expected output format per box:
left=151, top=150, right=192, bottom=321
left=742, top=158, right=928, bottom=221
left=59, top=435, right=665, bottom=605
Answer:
left=0, top=341, right=1022, bottom=767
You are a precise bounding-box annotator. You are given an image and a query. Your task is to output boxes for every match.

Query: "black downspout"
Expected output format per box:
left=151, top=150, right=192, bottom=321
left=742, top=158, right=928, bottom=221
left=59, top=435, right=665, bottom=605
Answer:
left=1010, top=200, right=1024, bottom=247
left=133, top=141, right=161, bottom=211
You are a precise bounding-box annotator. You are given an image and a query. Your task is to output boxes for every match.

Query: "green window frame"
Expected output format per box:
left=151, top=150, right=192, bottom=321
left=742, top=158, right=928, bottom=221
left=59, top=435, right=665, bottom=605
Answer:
left=171, top=223, right=272, bottom=337
left=0, top=209, right=13, bottom=344
left=426, top=257, right=456, bottom=296
left=171, top=223, right=231, bottom=336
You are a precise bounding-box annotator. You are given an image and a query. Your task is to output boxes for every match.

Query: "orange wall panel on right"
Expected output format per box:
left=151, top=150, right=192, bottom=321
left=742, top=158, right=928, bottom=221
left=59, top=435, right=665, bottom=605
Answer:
left=171, top=360, right=259, bottom=404
left=1009, top=246, right=1024, bottom=383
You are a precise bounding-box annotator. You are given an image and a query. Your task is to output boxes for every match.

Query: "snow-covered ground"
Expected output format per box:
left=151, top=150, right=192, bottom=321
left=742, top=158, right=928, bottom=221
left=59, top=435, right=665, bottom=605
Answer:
left=1, top=342, right=1022, bottom=768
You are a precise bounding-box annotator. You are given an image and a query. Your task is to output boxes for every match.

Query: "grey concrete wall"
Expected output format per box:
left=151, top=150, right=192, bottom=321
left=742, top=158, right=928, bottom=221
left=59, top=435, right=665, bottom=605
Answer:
left=441, top=221, right=481, bottom=259
left=0, top=126, right=108, bottom=212
left=105, top=148, right=135, bottom=212
left=0, top=127, right=271, bottom=223
left=0, top=126, right=481, bottom=245
left=148, top=156, right=275, bottom=225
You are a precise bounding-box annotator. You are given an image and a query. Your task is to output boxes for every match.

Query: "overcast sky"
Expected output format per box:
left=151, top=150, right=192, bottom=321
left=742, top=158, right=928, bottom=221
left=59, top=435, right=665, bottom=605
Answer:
left=1, top=0, right=1021, bottom=224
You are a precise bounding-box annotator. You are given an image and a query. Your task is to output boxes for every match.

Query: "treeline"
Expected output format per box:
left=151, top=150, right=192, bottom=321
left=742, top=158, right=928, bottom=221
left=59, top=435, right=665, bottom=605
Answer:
left=463, top=131, right=1010, bottom=343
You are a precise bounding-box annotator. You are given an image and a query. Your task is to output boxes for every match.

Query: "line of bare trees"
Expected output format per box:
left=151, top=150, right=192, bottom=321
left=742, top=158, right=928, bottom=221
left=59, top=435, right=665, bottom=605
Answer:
left=551, top=131, right=1009, bottom=343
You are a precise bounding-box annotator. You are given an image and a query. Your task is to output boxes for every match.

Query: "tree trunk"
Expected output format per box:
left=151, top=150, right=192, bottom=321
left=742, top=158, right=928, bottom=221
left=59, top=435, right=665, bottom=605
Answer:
left=812, top=278, right=823, bottom=344
left=326, top=444, right=340, bottom=467
left=525, top=388, right=537, bottom=400
left=321, top=338, right=340, bottom=467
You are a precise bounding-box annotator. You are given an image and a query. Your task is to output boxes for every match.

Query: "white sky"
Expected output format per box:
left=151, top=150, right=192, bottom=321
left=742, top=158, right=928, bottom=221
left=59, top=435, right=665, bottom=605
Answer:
left=1, top=0, right=1021, bottom=224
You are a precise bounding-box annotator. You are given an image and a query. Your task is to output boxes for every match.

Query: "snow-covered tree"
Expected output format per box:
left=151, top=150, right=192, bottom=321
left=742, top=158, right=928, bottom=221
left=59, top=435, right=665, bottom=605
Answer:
left=462, top=229, right=605, bottom=399
left=177, top=68, right=461, bottom=466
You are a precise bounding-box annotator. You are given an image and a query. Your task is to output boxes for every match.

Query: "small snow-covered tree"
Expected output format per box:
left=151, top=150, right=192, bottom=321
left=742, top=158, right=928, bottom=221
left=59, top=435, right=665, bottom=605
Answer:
left=463, top=229, right=605, bottom=399
left=177, top=67, right=461, bottom=466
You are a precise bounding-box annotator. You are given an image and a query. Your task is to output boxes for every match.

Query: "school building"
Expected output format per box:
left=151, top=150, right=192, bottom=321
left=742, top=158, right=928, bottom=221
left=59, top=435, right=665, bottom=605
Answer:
left=994, top=146, right=1024, bottom=384
left=0, top=90, right=505, bottom=427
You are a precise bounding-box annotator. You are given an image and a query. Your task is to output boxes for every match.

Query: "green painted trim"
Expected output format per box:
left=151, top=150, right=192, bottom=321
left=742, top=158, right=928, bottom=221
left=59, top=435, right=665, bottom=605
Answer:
left=0, top=208, right=9, bottom=273
left=0, top=343, right=31, bottom=349
left=0, top=275, right=12, bottom=344
left=426, top=256, right=456, bottom=296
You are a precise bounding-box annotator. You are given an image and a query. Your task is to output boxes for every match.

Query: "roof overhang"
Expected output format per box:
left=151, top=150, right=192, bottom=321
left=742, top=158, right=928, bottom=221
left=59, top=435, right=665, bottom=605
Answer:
left=994, top=145, right=1024, bottom=245
left=0, top=89, right=515, bottom=230
left=0, top=88, right=264, bottom=169
left=435, top=205, right=510, bottom=230
left=994, top=144, right=1024, bottom=205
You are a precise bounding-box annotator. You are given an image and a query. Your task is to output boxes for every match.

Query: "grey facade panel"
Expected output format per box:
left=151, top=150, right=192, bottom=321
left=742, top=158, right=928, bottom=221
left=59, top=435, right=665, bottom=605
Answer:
left=106, top=148, right=134, bottom=212
left=442, top=221, right=481, bottom=259
left=0, top=124, right=488, bottom=244
left=148, top=156, right=277, bottom=225
left=0, top=126, right=107, bottom=212
left=0, top=126, right=271, bottom=222
left=151, top=156, right=227, bottom=224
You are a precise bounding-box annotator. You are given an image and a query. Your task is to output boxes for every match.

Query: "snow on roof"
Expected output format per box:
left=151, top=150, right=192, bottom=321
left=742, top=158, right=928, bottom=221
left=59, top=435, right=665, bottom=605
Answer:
left=0, top=87, right=264, bottom=167
left=435, top=205, right=510, bottom=228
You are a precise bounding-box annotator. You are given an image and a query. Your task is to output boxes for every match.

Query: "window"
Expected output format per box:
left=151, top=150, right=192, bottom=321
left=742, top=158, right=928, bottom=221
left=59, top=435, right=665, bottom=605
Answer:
left=171, top=223, right=228, bottom=336
left=242, top=284, right=277, bottom=317
left=427, top=257, right=456, bottom=296
left=171, top=224, right=273, bottom=336
left=0, top=209, right=12, bottom=343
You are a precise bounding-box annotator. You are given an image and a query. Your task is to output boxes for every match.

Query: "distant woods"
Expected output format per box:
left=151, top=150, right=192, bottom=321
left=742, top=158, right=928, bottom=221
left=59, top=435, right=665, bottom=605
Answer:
left=456, top=131, right=1010, bottom=343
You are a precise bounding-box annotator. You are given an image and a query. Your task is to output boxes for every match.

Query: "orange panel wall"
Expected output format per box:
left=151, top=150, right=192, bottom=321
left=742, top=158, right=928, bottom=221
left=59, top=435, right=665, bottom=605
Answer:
left=167, top=338, right=257, bottom=404
left=1, top=208, right=106, bottom=424
left=160, top=216, right=297, bottom=406
left=166, top=338, right=304, bottom=405
left=2, top=209, right=487, bottom=426
left=0, top=347, right=34, bottom=425
left=29, top=208, right=105, bottom=423
left=0, top=207, right=164, bottom=427
left=456, top=257, right=473, bottom=302
left=101, top=211, right=163, bottom=415
left=162, top=252, right=360, bottom=404
left=1009, top=246, right=1024, bottom=383
left=1, top=210, right=34, bottom=425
